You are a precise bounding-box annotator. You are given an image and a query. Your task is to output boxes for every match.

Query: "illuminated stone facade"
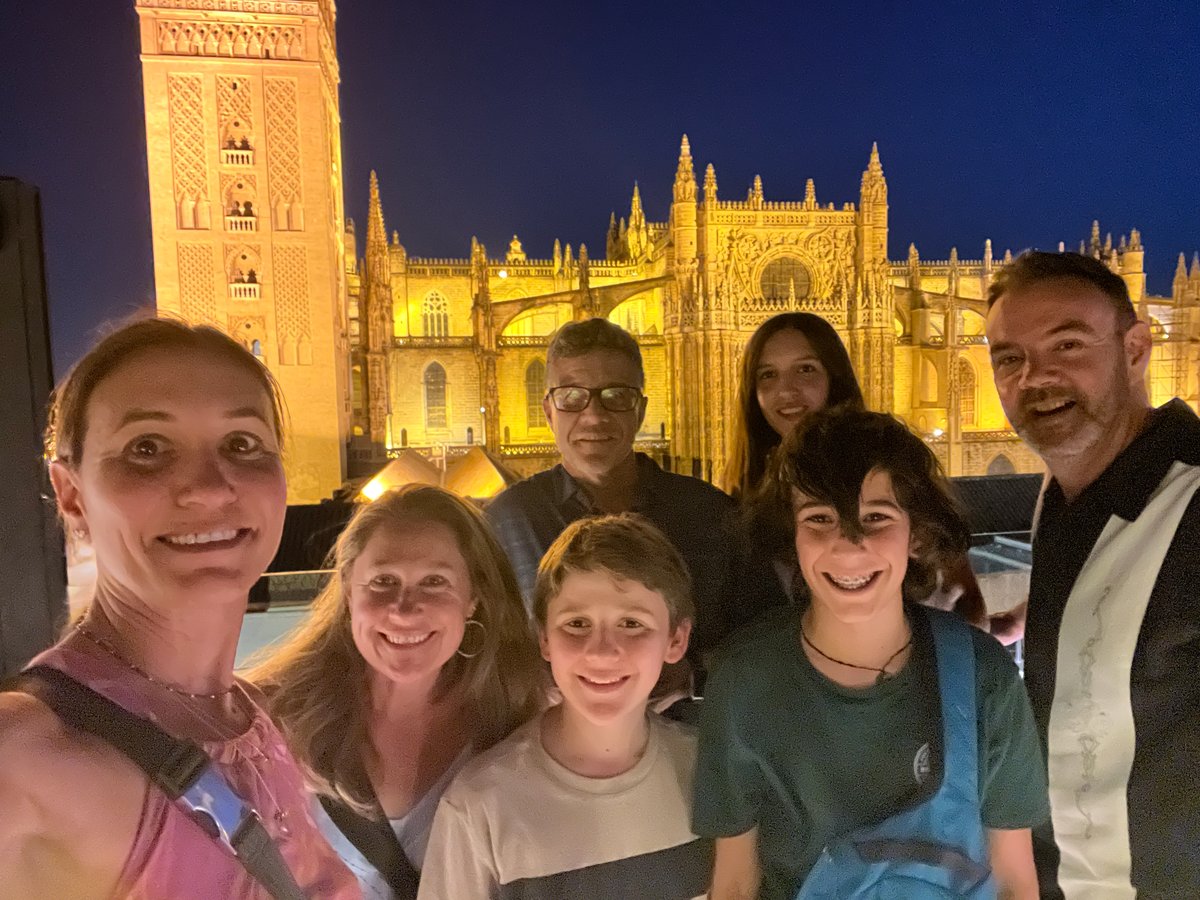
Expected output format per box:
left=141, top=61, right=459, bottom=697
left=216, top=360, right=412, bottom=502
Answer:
left=134, top=0, right=350, bottom=503
left=134, top=3, right=1200, bottom=495
left=347, top=141, right=1200, bottom=487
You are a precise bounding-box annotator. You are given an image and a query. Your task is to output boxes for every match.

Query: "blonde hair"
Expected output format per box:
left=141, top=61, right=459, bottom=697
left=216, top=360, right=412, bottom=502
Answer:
left=532, top=514, right=694, bottom=630
left=247, top=485, right=544, bottom=814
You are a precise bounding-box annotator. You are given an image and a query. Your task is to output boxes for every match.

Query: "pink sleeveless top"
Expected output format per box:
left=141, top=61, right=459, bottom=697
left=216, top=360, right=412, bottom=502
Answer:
left=31, top=643, right=362, bottom=900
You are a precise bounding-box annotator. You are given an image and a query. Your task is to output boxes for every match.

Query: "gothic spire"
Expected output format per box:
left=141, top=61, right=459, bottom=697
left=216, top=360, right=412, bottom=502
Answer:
left=674, top=134, right=696, bottom=201
left=628, top=183, right=648, bottom=260
left=367, top=170, right=387, bottom=248
left=860, top=142, right=886, bottom=205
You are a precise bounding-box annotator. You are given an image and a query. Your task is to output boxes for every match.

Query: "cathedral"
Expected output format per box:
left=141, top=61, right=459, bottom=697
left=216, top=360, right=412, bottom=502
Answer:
left=134, top=0, right=1200, bottom=502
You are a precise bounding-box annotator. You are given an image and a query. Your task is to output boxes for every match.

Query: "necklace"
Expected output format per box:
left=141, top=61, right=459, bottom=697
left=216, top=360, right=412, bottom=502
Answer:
left=75, top=620, right=236, bottom=701
left=75, top=620, right=295, bottom=836
left=800, top=626, right=913, bottom=685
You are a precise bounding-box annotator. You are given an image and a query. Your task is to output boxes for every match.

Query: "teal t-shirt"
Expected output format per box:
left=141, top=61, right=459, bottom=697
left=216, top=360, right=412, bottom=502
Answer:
left=692, top=605, right=1049, bottom=900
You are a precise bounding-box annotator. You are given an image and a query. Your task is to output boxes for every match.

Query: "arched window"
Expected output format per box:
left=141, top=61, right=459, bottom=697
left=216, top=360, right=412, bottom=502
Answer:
left=987, top=454, right=1016, bottom=476
left=957, top=358, right=976, bottom=427
left=250, top=339, right=263, bottom=359
left=759, top=256, right=811, bottom=303
left=525, top=358, right=546, bottom=429
left=423, top=292, right=450, bottom=338
left=424, top=362, right=447, bottom=429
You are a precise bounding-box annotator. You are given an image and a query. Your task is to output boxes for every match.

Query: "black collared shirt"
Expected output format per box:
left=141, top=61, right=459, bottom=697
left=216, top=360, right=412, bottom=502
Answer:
left=485, top=453, right=783, bottom=674
left=1027, top=399, right=1200, bottom=899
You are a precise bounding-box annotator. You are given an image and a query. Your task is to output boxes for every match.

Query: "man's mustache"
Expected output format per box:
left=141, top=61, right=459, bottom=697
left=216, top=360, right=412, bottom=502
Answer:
left=1016, top=388, right=1078, bottom=412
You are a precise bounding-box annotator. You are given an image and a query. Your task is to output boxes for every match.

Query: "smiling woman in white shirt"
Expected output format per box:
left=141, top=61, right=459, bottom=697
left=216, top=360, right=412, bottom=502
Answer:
left=249, top=484, right=545, bottom=900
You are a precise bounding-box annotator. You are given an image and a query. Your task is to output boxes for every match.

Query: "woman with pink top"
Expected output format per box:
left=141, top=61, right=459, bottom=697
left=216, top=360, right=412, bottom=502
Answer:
left=0, top=318, right=361, bottom=899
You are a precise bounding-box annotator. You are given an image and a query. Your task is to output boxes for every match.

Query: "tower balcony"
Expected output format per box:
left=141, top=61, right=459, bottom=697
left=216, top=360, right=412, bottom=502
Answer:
left=229, top=283, right=261, bottom=301
left=225, top=215, right=258, bottom=233
left=221, top=148, right=255, bottom=167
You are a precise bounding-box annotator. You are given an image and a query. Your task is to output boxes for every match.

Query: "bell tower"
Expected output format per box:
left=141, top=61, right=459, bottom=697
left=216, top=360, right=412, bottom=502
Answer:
left=134, top=0, right=350, bottom=503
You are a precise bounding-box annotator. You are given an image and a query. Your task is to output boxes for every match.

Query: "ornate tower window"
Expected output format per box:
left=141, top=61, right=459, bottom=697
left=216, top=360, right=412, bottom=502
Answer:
left=229, top=316, right=267, bottom=362
left=525, top=359, right=546, bottom=429
left=221, top=113, right=255, bottom=166
left=422, top=292, right=450, bottom=338
left=424, top=362, right=447, bottom=429
left=228, top=247, right=261, bottom=300
left=957, top=358, right=977, bottom=427
left=224, top=178, right=258, bottom=232
left=759, top=256, right=811, bottom=303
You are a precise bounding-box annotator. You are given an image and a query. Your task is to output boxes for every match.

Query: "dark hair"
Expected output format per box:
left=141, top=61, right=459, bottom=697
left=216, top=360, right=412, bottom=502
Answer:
left=726, top=313, right=864, bottom=496
left=47, top=316, right=286, bottom=467
left=986, top=250, right=1136, bottom=330
left=532, top=513, right=694, bottom=630
left=546, top=318, right=644, bottom=387
left=771, top=406, right=970, bottom=603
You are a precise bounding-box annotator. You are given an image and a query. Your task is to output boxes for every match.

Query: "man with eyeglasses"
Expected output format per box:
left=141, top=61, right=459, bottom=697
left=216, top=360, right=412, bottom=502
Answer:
left=487, top=318, right=782, bottom=696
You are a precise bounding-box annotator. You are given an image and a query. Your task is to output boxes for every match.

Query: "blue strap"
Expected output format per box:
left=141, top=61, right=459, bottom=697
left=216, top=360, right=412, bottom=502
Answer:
left=927, top=611, right=980, bottom=808
left=795, top=610, right=994, bottom=899
left=4, top=665, right=308, bottom=900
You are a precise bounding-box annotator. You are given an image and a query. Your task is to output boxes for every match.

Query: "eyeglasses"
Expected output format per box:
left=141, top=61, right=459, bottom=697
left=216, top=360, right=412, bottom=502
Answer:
left=545, top=385, right=643, bottom=413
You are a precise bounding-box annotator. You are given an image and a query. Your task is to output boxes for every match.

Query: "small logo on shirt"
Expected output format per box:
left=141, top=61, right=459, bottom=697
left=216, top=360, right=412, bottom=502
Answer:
left=913, top=742, right=931, bottom=784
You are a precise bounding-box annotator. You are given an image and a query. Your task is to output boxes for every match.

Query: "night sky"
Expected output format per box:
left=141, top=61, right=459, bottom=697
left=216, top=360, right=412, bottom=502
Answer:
left=3, top=1, right=1198, bottom=375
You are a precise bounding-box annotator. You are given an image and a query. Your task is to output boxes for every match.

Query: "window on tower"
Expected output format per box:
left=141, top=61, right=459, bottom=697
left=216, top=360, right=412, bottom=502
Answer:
left=221, top=115, right=255, bottom=166
left=425, top=362, right=447, bottom=429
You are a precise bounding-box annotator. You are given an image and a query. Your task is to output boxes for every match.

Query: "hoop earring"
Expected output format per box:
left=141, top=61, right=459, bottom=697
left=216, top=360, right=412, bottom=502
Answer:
left=457, top=618, right=486, bottom=659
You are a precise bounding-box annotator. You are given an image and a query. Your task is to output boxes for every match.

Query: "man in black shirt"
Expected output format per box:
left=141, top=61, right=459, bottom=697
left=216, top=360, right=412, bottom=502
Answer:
left=985, top=250, right=1200, bottom=899
left=486, top=318, right=780, bottom=692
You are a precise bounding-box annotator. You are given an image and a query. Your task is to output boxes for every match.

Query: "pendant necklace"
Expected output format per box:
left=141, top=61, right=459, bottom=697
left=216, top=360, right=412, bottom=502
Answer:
left=800, top=627, right=913, bottom=686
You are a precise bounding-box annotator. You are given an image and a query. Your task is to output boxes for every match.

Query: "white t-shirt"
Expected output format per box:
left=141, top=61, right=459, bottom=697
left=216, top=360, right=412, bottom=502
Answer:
left=418, top=712, right=712, bottom=900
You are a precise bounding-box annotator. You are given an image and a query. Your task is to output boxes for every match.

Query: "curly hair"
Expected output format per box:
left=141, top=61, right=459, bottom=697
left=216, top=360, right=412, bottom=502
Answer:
left=247, top=485, right=544, bottom=815
left=769, top=407, right=970, bottom=603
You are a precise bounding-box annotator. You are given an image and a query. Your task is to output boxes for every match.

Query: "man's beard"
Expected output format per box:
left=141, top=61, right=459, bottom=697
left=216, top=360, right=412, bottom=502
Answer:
left=1010, top=376, right=1127, bottom=460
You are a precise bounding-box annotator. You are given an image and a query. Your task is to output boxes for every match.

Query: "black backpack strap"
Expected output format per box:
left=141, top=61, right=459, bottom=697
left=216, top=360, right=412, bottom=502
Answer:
left=4, top=665, right=308, bottom=900
left=320, top=794, right=420, bottom=899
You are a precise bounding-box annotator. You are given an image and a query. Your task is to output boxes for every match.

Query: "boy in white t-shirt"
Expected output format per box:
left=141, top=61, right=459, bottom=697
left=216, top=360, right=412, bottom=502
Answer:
left=418, top=514, right=713, bottom=900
